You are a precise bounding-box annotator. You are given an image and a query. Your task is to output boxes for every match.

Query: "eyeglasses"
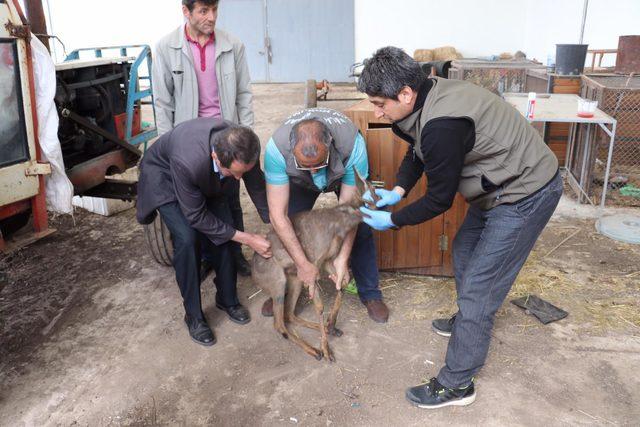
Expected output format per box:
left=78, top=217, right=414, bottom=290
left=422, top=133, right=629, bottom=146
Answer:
left=294, top=150, right=330, bottom=171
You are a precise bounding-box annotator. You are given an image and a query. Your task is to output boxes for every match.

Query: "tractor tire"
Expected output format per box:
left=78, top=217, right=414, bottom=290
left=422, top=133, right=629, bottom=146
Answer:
left=143, top=214, right=173, bottom=266
left=304, top=79, right=317, bottom=108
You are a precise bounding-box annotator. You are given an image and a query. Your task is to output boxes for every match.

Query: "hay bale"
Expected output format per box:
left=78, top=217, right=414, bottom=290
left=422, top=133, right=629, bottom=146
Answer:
left=414, top=49, right=434, bottom=62
left=432, top=46, right=462, bottom=60
left=499, top=52, right=514, bottom=60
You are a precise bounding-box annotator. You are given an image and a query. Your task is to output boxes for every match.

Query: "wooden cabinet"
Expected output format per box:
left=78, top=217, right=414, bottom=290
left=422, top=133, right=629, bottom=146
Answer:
left=344, top=100, right=468, bottom=277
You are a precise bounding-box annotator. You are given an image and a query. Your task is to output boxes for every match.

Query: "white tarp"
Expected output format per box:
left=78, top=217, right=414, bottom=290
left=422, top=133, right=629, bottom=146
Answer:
left=31, top=36, right=73, bottom=214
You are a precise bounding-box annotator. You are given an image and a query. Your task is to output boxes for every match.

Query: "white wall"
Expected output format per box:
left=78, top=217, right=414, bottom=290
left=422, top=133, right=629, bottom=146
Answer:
left=34, top=0, right=185, bottom=62
left=17, top=0, right=640, bottom=68
left=355, top=0, right=640, bottom=67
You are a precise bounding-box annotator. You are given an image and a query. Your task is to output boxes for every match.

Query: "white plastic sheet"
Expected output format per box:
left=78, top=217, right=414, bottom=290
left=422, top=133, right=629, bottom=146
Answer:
left=31, top=36, right=73, bottom=214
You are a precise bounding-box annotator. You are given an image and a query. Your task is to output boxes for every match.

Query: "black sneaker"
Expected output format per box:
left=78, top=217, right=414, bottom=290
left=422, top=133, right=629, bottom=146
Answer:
left=406, top=377, right=475, bottom=409
left=432, top=314, right=456, bottom=337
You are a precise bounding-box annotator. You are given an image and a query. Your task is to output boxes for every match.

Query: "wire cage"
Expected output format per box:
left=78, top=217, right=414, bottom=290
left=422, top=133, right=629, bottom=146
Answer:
left=579, top=74, right=640, bottom=206
left=448, top=59, right=547, bottom=95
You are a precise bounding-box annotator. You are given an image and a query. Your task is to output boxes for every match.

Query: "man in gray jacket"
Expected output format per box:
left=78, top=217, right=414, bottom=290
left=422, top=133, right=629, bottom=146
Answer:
left=152, top=0, right=254, bottom=275
left=357, top=47, right=562, bottom=409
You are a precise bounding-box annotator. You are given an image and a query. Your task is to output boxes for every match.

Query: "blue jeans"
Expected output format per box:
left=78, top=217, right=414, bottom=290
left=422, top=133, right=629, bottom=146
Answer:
left=437, top=173, right=563, bottom=388
left=288, top=184, right=382, bottom=301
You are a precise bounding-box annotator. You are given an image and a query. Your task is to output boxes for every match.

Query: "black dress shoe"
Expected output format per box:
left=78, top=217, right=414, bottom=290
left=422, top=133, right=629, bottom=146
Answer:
left=216, top=302, right=251, bottom=325
left=234, top=253, right=252, bottom=277
left=184, top=315, right=216, bottom=346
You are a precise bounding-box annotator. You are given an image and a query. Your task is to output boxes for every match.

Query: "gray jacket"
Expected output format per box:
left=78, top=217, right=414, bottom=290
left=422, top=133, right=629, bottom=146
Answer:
left=152, top=26, right=254, bottom=135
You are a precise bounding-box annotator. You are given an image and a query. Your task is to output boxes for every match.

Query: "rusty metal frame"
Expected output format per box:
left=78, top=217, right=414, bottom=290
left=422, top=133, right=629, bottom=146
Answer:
left=66, top=149, right=137, bottom=194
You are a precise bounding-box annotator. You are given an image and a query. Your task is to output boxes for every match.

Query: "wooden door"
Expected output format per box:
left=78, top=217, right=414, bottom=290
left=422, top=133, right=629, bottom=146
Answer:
left=366, top=127, right=444, bottom=271
left=345, top=100, right=468, bottom=276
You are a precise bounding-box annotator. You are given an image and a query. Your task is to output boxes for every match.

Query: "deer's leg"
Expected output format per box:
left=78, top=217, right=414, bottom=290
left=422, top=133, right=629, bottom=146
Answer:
left=275, top=275, right=322, bottom=360
left=271, top=271, right=289, bottom=340
left=285, top=276, right=324, bottom=331
left=311, top=287, right=334, bottom=362
left=327, top=289, right=344, bottom=337
left=322, top=260, right=344, bottom=337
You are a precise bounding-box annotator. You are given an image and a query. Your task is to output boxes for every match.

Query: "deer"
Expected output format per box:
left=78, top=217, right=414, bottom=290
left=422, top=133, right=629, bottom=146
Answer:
left=251, top=168, right=380, bottom=361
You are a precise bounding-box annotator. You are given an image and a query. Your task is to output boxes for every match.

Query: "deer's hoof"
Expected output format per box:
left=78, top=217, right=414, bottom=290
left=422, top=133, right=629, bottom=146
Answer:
left=324, top=349, right=335, bottom=362
left=329, top=327, right=343, bottom=337
left=313, top=350, right=323, bottom=361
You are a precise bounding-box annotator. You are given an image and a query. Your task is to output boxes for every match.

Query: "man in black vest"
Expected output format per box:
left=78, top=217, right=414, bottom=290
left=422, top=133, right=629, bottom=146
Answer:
left=260, top=108, right=389, bottom=323
left=357, top=47, right=562, bottom=408
left=137, top=118, right=272, bottom=346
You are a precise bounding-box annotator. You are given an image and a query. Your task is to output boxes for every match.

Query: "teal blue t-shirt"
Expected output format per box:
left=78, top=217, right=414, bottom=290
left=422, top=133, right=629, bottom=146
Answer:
left=264, top=133, right=368, bottom=190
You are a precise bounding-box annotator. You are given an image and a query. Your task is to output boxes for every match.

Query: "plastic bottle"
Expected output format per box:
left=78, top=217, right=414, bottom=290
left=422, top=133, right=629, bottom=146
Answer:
left=526, top=92, right=536, bottom=119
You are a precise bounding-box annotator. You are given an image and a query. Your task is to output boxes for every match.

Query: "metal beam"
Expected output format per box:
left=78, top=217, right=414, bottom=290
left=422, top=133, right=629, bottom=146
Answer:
left=23, top=0, right=50, bottom=50
left=579, top=0, right=589, bottom=44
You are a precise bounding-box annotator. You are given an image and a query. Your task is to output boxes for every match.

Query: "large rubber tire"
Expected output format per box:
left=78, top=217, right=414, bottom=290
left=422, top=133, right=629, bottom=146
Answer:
left=304, top=79, right=317, bottom=108
left=143, top=214, right=173, bottom=266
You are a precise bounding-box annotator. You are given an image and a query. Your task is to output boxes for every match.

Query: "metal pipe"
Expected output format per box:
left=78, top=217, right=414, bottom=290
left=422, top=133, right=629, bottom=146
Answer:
left=23, top=0, right=50, bottom=50
left=579, top=0, right=589, bottom=44
left=60, top=108, right=142, bottom=157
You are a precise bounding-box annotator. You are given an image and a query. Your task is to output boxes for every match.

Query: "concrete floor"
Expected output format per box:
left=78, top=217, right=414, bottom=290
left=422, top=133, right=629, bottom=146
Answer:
left=1, top=84, right=639, bottom=426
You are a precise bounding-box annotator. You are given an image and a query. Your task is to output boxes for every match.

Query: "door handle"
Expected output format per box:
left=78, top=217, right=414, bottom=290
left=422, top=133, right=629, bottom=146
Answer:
left=264, top=36, right=273, bottom=63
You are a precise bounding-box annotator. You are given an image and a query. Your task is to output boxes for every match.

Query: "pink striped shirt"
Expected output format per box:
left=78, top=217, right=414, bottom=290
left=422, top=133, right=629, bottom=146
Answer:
left=185, top=25, right=222, bottom=119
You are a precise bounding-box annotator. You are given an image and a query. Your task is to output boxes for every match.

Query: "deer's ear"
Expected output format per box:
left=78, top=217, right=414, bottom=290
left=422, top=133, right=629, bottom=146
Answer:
left=354, top=166, right=366, bottom=195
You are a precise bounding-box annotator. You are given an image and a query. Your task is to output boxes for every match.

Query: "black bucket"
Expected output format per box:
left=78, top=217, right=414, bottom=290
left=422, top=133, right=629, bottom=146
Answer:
left=555, top=44, right=589, bottom=75
left=420, top=61, right=452, bottom=78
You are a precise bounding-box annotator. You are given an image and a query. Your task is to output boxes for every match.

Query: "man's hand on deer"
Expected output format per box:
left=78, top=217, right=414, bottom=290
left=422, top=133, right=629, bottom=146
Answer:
left=298, top=261, right=320, bottom=298
left=329, top=257, right=350, bottom=291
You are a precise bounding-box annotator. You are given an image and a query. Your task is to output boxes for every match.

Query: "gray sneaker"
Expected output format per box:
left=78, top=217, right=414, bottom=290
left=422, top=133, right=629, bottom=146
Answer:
left=431, top=314, right=456, bottom=337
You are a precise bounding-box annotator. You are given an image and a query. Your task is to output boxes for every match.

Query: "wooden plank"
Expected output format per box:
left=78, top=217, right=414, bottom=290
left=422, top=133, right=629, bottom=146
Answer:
left=365, top=129, right=394, bottom=269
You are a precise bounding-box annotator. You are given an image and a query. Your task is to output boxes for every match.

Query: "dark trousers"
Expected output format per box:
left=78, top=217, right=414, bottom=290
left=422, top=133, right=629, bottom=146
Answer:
left=158, top=199, right=239, bottom=321
left=228, top=179, right=245, bottom=258
left=289, top=183, right=382, bottom=301
left=437, top=173, right=563, bottom=388
left=201, top=179, right=244, bottom=263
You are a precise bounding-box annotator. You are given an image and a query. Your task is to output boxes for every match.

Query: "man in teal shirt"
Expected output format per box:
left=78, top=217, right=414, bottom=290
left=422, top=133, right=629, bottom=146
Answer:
left=261, top=108, right=388, bottom=323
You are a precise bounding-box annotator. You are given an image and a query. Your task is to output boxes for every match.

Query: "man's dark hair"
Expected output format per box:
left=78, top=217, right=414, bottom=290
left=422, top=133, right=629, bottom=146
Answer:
left=289, top=119, right=331, bottom=158
left=357, top=46, right=426, bottom=99
left=212, top=126, right=260, bottom=167
left=182, top=0, right=219, bottom=12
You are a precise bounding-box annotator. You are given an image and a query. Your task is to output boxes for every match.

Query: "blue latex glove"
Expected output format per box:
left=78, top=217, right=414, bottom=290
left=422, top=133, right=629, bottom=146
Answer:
left=363, top=188, right=402, bottom=208
left=359, top=207, right=396, bottom=231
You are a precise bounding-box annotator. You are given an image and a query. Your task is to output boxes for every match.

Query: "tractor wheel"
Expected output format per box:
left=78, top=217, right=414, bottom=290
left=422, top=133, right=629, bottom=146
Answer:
left=143, top=214, right=173, bottom=266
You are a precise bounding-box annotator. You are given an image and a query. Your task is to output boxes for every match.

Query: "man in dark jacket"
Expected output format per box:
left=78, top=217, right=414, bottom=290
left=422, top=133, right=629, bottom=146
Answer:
left=357, top=47, right=562, bottom=408
left=137, top=118, right=271, bottom=346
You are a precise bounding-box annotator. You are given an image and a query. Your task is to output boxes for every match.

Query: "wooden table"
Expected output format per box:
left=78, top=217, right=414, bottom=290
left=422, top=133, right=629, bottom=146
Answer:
left=344, top=100, right=468, bottom=277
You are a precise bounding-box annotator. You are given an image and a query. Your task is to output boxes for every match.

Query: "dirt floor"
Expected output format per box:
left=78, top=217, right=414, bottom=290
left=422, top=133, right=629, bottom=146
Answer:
left=1, top=84, right=640, bottom=426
